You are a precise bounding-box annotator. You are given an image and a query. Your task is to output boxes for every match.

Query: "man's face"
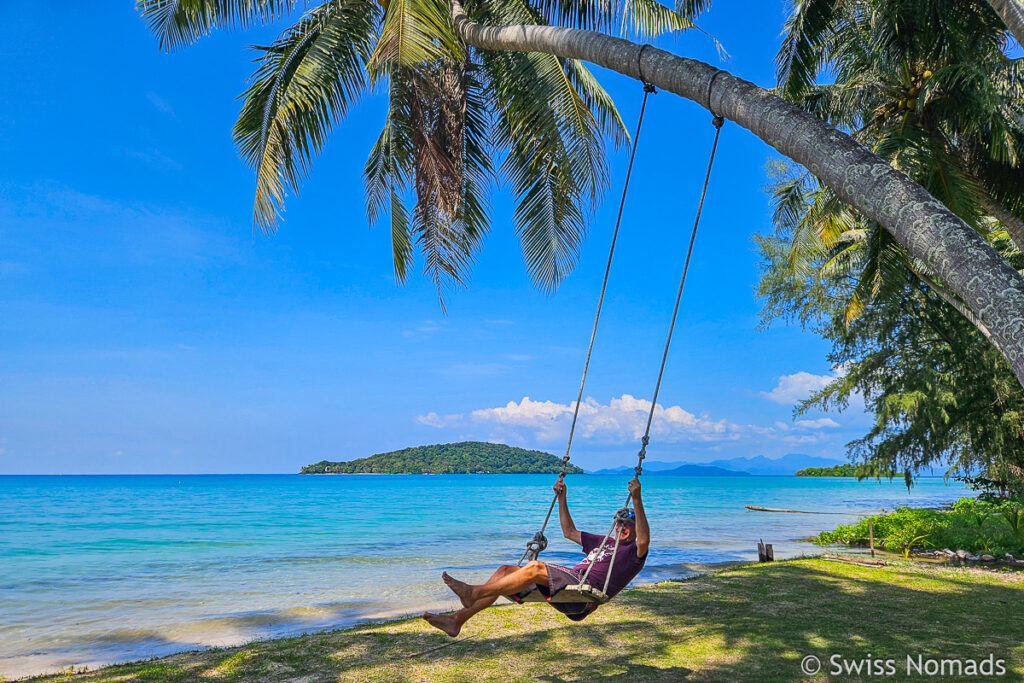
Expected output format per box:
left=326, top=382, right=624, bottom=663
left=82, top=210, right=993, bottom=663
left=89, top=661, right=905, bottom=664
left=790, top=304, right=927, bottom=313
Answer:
left=619, top=523, right=636, bottom=543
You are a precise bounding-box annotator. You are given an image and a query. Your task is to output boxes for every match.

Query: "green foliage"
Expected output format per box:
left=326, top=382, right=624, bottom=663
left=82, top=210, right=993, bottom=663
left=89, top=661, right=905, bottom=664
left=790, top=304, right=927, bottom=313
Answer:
left=300, top=441, right=585, bottom=474
left=760, top=0, right=1024, bottom=489
left=795, top=463, right=894, bottom=477
left=139, top=0, right=709, bottom=300
left=796, top=464, right=856, bottom=476
left=817, top=497, right=1024, bottom=556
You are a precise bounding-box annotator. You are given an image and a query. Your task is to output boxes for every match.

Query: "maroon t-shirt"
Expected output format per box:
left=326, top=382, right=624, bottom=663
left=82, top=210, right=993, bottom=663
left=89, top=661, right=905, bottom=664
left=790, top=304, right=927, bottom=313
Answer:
left=572, top=531, right=647, bottom=597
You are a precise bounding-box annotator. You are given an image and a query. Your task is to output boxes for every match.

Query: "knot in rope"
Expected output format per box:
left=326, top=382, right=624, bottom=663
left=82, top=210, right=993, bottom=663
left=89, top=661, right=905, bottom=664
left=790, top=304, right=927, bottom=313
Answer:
left=636, top=435, right=649, bottom=465
left=524, top=531, right=548, bottom=562
left=615, top=508, right=633, bottom=524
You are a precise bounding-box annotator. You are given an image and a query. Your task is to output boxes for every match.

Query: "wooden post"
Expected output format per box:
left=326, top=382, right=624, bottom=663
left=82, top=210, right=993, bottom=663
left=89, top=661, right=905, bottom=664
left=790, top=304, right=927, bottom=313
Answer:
left=757, top=539, right=766, bottom=562
left=869, top=520, right=875, bottom=558
left=757, top=539, right=774, bottom=562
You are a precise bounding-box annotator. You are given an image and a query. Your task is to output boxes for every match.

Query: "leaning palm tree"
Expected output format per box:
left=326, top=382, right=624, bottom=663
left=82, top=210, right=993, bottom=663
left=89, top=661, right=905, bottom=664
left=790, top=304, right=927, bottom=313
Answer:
left=137, top=0, right=1024, bottom=387
left=767, top=0, right=1024, bottom=350
left=778, top=0, right=1024, bottom=250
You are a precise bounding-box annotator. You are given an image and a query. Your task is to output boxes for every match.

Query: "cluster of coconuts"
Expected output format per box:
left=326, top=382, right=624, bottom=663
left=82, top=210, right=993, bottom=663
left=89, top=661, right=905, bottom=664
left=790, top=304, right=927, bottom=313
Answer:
left=898, top=69, right=933, bottom=112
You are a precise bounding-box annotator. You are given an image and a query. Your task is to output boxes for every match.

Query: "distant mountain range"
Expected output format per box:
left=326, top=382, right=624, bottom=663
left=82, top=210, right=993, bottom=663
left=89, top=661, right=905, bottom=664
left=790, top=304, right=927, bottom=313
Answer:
left=590, top=453, right=845, bottom=476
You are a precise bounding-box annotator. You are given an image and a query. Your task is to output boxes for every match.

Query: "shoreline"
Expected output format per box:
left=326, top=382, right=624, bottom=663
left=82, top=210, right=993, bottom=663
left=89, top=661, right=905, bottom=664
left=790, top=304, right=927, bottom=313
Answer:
left=2, top=478, right=971, bottom=680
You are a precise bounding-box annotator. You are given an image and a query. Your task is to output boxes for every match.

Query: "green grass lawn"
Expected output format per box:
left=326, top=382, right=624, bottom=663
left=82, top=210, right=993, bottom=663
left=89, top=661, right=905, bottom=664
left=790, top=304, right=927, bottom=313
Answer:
left=23, top=558, right=1024, bottom=682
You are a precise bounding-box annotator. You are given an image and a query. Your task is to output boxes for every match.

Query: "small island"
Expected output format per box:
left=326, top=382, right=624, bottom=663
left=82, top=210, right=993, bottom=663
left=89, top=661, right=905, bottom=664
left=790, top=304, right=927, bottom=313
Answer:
left=794, top=464, right=897, bottom=477
left=795, top=464, right=858, bottom=477
left=301, top=441, right=585, bottom=475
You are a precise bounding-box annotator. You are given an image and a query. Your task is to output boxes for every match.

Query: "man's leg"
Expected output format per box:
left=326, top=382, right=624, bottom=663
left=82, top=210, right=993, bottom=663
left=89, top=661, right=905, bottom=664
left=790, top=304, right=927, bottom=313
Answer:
left=442, top=561, right=549, bottom=606
left=422, top=564, right=528, bottom=637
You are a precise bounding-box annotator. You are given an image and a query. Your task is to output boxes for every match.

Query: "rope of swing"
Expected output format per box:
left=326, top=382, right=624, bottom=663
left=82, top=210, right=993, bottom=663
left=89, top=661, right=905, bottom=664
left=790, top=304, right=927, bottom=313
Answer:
left=577, top=106, right=727, bottom=595
left=518, top=81, right=658, bottom=566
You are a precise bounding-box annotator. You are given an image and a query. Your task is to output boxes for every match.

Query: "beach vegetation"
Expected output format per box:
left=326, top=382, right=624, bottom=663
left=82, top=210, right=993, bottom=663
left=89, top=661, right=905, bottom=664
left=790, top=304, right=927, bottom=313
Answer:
left=817, top=496, right=1024, bottom=556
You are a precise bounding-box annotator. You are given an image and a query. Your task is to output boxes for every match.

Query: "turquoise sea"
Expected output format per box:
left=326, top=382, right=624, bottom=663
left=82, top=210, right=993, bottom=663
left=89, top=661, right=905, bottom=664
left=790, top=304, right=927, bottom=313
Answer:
left=0, top=474, right=971, bottom=678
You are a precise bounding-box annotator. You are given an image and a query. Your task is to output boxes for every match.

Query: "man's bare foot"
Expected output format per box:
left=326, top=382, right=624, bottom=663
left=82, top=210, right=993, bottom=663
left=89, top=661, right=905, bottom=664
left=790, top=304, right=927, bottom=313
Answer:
left=422, top=611, right=461, bottom=637
left=442, top=571, right=475, bottom=608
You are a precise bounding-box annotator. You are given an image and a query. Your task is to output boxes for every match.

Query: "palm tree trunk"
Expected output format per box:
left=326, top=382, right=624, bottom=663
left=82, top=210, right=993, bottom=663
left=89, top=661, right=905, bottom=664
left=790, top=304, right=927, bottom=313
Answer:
left=451, top=2, right=1024, bottom=388
left=986, top=0, right=1024, bottom=47
left=912, top=265, right=1006, bottom=358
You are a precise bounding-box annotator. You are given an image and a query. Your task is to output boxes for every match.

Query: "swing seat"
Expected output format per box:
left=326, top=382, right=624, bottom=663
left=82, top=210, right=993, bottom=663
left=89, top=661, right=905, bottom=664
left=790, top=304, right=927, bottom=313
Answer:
left=507, top=584, right=610, bottom=605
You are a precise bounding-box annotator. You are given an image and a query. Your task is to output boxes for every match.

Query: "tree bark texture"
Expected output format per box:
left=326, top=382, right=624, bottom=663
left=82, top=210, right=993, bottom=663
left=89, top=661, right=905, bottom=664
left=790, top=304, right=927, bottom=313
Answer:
left=987, top=0, right=1024, bottom=47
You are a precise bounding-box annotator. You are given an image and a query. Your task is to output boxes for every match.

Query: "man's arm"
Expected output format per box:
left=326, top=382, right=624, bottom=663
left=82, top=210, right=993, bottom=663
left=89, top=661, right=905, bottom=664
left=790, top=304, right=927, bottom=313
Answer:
left=628, top=478, right=650, bottom=558
left=553, top=480, right=582, bottom=546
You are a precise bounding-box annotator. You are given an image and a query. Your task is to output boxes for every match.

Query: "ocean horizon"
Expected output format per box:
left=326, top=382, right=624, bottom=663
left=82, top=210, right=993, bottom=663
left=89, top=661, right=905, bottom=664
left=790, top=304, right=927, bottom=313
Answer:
left=0, top=473, right=972, bottom=678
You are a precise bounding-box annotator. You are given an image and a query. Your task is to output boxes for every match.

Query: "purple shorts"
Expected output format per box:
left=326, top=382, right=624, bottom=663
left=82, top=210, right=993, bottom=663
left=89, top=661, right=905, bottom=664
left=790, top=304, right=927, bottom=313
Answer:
left=510, top=563, right=597, bottom=621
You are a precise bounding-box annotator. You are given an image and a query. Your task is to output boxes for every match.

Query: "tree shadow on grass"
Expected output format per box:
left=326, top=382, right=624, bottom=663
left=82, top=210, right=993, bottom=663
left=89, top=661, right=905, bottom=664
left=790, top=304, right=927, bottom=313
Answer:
left=235, top=562, right=1024, bottom=681
left=611, top=561, right=1024, bottom=680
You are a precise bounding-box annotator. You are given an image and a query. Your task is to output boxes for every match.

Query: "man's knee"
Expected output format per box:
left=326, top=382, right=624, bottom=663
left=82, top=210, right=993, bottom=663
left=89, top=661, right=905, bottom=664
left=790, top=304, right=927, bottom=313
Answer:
left=524, top=560, right=546, bottom=579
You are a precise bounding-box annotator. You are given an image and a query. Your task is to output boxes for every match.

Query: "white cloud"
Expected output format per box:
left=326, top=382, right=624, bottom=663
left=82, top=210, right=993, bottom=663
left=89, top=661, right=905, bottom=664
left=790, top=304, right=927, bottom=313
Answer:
left=760, top=370, right=839, bottom=405
left=415, top=411, right=462, bottom=428
left=794, top=417, right=840, bottom=429
left=782, top=433, right=827, bottom=445
left=420, top=395, right=750, bottom=445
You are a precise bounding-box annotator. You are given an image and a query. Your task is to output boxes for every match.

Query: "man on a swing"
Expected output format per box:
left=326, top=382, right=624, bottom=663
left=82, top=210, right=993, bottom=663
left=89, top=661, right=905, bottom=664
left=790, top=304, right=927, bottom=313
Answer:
left=422, top=477, right=649, bottom=636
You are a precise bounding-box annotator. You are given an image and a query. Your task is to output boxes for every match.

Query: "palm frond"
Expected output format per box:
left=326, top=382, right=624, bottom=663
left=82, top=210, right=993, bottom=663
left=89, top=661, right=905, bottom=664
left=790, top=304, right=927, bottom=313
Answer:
left=524, top=0, right=702, bottom=40
left=410, top=61, right=490, bottom=305
left=365, top=99, right=415, bottom=282
left=621, top=0, right=696, bottom=40
left=484, top=43, right=608, bottom=291
left=776, top=0, right=841, bottom=99
left=564, top=59, right=630, bottom=147
left=234, top=0, right=379, bottom=232
left=137, top=0, right=297, bottom=51
left=369, top=0, right=462, bottom=71
left=366, top=59, right=494, bottom=298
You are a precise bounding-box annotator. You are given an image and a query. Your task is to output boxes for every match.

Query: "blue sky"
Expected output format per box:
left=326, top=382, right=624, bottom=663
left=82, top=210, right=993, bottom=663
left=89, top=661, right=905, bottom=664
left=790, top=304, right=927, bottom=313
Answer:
left=0, top=2, right=873, bottom=474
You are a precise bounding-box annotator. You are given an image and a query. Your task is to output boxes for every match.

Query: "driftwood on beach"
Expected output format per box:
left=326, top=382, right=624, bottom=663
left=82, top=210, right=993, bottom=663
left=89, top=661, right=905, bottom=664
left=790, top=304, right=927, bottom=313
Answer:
left=823, top=554, right=888, bottom=567
left=744, top=505, right=845, bottom=515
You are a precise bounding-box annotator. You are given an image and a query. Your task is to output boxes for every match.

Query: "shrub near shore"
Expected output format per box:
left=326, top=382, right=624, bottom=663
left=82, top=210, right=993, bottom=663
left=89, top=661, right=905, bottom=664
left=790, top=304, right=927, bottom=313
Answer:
left=817, top=497, right=1024, bottom=557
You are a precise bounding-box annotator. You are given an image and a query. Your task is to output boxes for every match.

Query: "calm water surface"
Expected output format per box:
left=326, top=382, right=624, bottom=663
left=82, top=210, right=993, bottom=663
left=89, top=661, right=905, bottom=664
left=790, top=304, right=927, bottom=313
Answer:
left=0, top=474, right=970, bottom=677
